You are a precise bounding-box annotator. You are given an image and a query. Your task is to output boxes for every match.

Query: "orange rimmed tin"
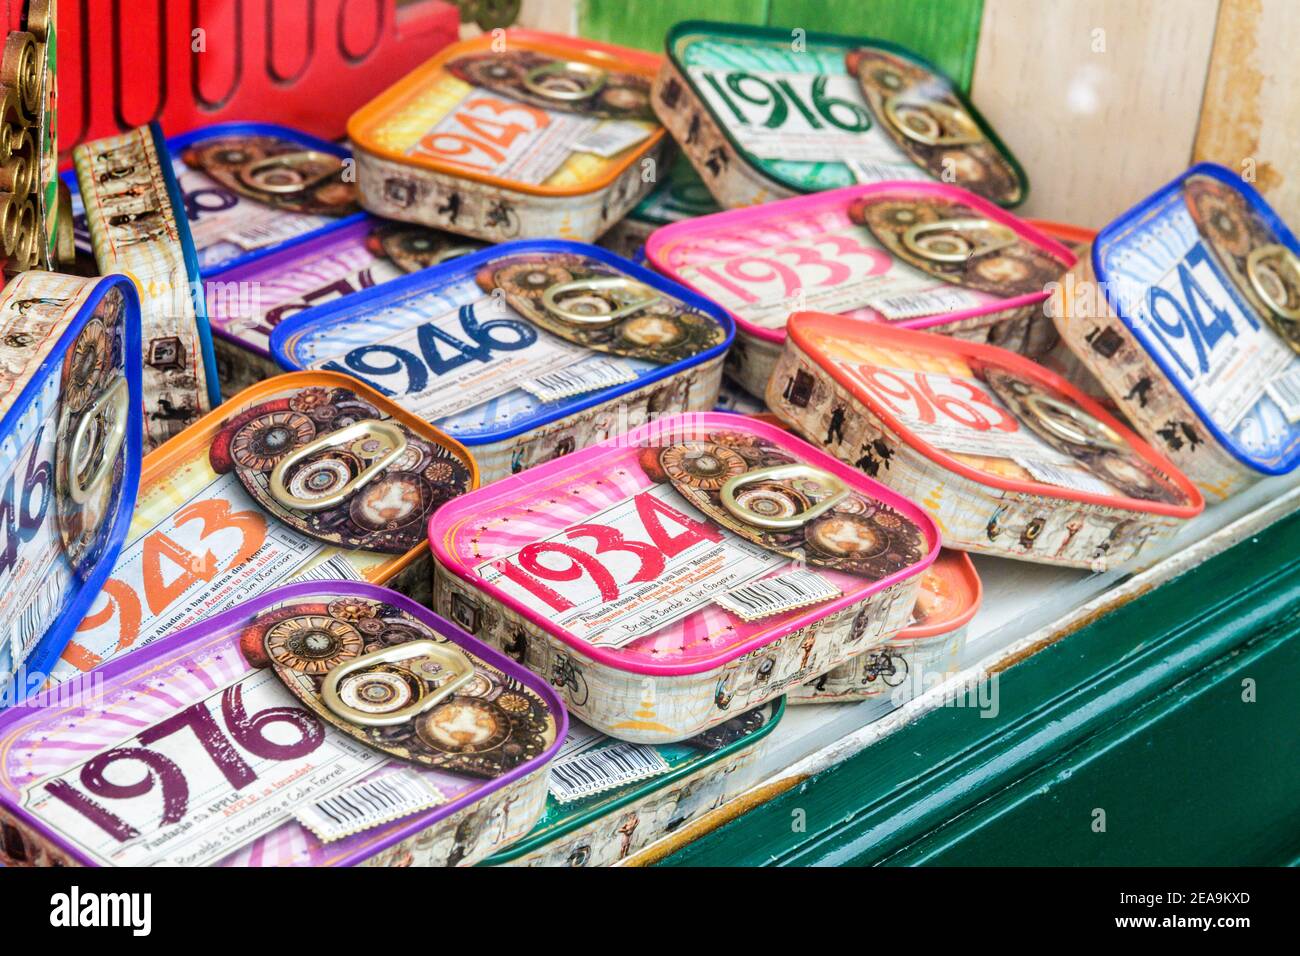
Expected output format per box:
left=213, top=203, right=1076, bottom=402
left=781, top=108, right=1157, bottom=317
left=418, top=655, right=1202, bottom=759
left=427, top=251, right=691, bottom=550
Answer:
left=348, top=31, right=668, bottom=243
left=46, top=371, right=477, bottom=688
left=767, top=313, right=1203, bottom=569
left=791, top=548, right=980, bottom=703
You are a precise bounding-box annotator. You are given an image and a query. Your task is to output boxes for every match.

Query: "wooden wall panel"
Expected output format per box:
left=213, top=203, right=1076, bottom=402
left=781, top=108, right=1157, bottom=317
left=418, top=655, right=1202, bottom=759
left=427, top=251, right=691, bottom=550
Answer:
left=1193, top=0, right=1300, bottom=225
left=970, top=0, right=1219, bottom=227
left=577, top=0, right=769, bottom=53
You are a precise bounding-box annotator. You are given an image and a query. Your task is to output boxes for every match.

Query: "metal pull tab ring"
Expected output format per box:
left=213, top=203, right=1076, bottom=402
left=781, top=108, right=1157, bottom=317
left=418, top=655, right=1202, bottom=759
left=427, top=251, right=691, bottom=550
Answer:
left=902, top=218, right=1016, bottom=263
left=884, top=96, right=981, bottom=147
left=542, top=276, right=658, bottom=325
left=720, top=464, right=850, bottom=531
left=239, top=150, right=342, bottom=195
left=69, top=375, right=130, bottom=505
left=269, top=419, right=407, bottom=512
left=321, top=640, right=476, bottom=728
left=1246, top=244, right=1300, bottom=323
left=1023, top=393, right=1124, bottom=451
left=523, top=60, right=607, bottom=102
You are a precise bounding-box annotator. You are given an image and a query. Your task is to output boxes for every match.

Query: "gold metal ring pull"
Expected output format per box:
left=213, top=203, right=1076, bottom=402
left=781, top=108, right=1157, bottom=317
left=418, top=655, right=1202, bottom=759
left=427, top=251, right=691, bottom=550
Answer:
left=902, top=218, right=1016, bottom=263
left=523, top=60, right=607, bottom=101
left=269, top=419, right=407, bottom=512
left=321, top=640, right=476, bottom=728
left=542, top=276, right=658, bottom=325
left=720, top=465, right=850, bottom=531
left=430, top=244, right=480, bottom=265
left=1246, top=244, right=1300, bottom=323
left=70, top=376, right=130, bottom=505
left=884, top=96, right=981, bottom=147
left=239, top=150, right=342, bottom=195
left=1024, top=393, right=1124, bottom=451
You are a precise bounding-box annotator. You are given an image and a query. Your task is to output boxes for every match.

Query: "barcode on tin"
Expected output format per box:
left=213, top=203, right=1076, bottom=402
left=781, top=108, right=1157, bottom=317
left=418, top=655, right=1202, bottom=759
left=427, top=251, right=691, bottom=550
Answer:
left=868, top=289, right=983, bottom=321
left=291, top=554, right=366, bottom=584
left=6, top=575, right=64, bottom=659
left=296, top=770, right=446, bottom=843
left=521, top=359, right=637, bottom=402
left=1016, top=458, right=1116, bottom=496
left=1265, top=367, right=1300, bottom=423
left=548, top=742, right=669, bottom=803
left=844, top=160, right=930, bottom=185
left=573, top=121, right=652, bottom=159
left=715, top=569, right=841, bottom=621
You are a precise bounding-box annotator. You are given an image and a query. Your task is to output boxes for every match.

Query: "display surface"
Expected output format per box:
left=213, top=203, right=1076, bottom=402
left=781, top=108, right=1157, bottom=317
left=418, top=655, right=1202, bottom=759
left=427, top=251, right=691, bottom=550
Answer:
left=0, top=581, right=565, bottom=867
left=431, top=412, right=938, bottom=742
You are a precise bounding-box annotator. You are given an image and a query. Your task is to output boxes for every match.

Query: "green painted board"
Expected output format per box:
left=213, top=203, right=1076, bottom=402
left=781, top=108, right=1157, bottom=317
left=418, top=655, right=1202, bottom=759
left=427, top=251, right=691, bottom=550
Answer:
left=658, top=506, right=1300, bottom=866
left=578, top=0, right=984, bottom=93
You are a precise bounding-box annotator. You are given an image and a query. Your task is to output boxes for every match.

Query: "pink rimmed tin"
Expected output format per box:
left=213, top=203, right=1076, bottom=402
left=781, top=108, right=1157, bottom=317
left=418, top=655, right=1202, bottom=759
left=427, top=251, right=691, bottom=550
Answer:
left=647, top=181, right=1074, bottom=398
left=429, top=412, right=939, bottom=744
left=791, top=548, right=980, bottom=703
left=0, top=581, right=566, bottom=867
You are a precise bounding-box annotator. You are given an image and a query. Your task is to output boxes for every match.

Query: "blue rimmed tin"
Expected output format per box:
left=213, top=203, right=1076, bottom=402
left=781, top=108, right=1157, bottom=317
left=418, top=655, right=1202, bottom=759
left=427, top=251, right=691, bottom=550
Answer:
left=73, top=122, right=222, bottom=451
left=271, top=240, right=734, bottom=483
left=169, top=121, right=367, bottom=277
left=1051, top=163, right=1300, bottom=501
left=0, top=272, right=143, bottom=705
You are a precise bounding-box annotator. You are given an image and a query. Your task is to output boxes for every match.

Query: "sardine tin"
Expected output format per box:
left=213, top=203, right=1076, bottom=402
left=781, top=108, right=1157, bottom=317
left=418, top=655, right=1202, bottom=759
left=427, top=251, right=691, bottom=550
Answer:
left=73, top=123, right=222, bottom=452
left=205, top=215, right=483, bottom=395
left=46, top=371, right=477, bottom=689
left=768, top=312, right=1203, bottom=569
left=1050, top=163, right=1300, bottom=501
left=647, top=182, right=1073, bottom=397
left=272, top=241, right=733, bottom=484
left=485, top=698, right=782, bottom=866
left=600, top=152, right=720, bottom=260
left=791, top=549, right=979, bottom=703
left=0, top=273, right=142, bottom=701
left=430, top=412, right=939, bottom=743
left=653, top=21, right=1027, bottom=210
left=348, top=31, right=668, bottom=244
left=0, top=581, right=565, bottom=867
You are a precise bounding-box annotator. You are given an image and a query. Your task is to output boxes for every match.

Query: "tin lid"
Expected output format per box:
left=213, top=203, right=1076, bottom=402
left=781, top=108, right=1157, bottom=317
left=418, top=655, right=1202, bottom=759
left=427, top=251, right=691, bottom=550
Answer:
left=896, top=548, right=980, bottom=643
left=1026, top=219, right=1097, bottom=254
left=169, top=122, right=366, bottom=277
left=348, top=30, right=666, bottom=199
left=0, top=274, right=144, bottom=698
left=271, top=240, right=733, bottom=446
left=647, top=181, right=1071, bottom=345
left=0, top=581, right=566, bottom=866
left=1089, top=163, right=1300, bottom=474
left=51, top=371, right=477, bottom=685
left=786, top=312, right=1204, bottom=517
left=206, top=215, right=484, bottom=360
left=663, top=21, right=1027, bottom=205
left=431, top=412, right=939, bottom=677
left=482, top=696, right=783, bottom=865
left=629, top=152, right=719, bottom=227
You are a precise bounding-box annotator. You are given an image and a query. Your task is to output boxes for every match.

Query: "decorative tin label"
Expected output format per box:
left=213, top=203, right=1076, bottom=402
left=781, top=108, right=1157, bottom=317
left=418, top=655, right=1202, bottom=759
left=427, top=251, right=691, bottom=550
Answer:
left=175, top=127, right=360, bottom=274
left=73, top=126, right=216, bottom=449
left=548, top=721, right=669, bottom=803
left=1097, top=171, right=1300, bottom=466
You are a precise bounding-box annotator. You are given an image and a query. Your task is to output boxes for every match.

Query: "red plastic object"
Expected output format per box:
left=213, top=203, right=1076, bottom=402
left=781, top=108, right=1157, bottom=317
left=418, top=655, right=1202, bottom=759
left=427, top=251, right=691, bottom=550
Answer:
left=58, top=0, right=460, bottom=163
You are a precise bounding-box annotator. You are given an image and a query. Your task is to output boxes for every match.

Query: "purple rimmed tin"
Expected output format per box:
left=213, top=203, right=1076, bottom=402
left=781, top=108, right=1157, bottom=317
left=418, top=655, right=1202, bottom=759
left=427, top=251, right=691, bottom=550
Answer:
left=0, top=580, right=566, bottom=867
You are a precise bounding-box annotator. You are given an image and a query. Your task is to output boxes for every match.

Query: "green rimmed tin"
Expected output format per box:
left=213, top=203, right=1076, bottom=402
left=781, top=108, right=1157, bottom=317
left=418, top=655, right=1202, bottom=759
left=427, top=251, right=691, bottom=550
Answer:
left=652, top=21, right=1027, bottom=209
left=483, top=697, right=783, bottom=866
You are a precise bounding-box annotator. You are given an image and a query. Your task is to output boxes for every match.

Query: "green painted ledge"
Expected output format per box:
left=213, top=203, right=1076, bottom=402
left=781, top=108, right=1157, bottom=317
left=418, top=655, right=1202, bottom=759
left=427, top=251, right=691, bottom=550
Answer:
left=578, top=0, right=984, bottom=92
left=659, top=506, right=1300, bottom=866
